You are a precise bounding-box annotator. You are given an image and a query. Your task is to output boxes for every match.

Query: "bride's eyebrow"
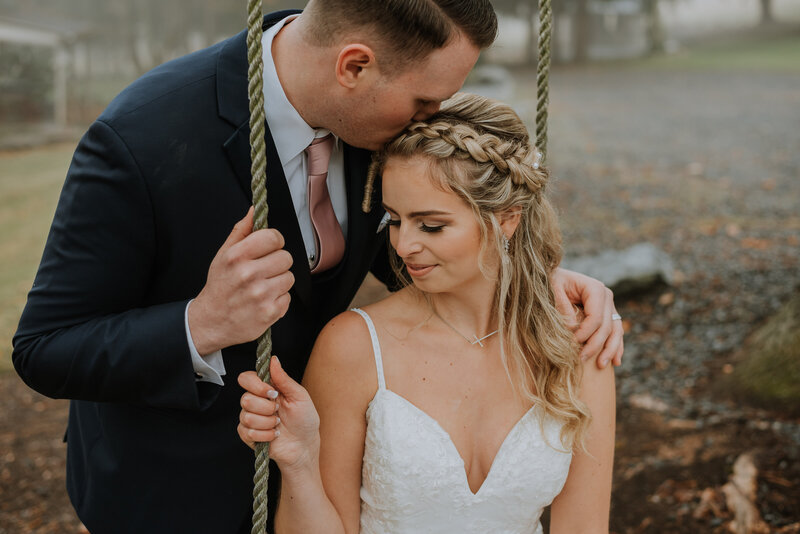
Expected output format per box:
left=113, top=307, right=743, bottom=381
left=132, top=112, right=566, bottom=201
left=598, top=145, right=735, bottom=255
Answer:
left=381, top=203, right=452, bottom=218
left=407, top=210, right=452, bottom=218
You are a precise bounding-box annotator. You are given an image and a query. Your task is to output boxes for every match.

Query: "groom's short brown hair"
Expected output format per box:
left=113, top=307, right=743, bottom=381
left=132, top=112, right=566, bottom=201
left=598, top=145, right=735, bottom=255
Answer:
left=304, top=0, right=497, bottom=69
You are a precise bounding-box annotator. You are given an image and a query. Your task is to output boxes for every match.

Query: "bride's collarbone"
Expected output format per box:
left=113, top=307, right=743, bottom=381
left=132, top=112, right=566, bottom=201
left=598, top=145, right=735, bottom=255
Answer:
left=382, top=337, right=508, bottom=388
left=379, top=344, right=530, bottom=445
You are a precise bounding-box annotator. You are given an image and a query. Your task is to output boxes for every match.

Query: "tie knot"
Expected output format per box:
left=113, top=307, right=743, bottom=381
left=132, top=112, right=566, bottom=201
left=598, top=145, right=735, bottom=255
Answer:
left=305, top=134, right=334, bottom=176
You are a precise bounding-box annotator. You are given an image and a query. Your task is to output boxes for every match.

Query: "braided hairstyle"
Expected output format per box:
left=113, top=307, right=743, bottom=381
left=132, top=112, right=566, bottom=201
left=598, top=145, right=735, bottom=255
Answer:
left=364, top=93, right=590, bottom=449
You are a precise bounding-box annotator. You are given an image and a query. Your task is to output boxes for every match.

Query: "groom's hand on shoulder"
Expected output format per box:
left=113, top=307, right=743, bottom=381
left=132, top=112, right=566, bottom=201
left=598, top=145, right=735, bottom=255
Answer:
left=551, top=268, right=624, bottom=370
left=188, top=207, right=294, bottom=355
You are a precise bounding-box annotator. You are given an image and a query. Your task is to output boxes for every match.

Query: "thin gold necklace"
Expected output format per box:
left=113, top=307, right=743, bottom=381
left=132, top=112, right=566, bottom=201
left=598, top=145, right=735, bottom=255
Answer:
left=430, top=303, right=498, bottom=348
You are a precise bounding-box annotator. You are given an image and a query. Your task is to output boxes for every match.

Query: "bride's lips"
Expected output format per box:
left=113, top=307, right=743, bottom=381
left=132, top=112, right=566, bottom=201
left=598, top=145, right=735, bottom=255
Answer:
left=405, top=262, right=436, bottom=277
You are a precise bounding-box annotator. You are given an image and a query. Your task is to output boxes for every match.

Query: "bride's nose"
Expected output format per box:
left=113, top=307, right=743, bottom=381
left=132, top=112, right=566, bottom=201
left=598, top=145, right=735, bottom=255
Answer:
left=392, top=224, right=423, bottom=258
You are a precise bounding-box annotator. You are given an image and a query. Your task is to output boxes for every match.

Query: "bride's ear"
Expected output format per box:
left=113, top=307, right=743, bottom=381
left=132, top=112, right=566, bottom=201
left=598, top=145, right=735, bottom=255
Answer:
left=498, top=206, right=522, bottom=240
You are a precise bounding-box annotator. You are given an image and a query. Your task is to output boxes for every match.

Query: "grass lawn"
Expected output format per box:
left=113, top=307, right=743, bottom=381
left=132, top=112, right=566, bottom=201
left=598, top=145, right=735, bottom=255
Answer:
left=0, top=143, right=75, bottom=372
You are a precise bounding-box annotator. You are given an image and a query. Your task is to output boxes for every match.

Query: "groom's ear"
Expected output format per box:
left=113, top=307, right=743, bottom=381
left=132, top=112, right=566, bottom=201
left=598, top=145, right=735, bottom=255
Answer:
left=335, top=44, right=378, bottom=89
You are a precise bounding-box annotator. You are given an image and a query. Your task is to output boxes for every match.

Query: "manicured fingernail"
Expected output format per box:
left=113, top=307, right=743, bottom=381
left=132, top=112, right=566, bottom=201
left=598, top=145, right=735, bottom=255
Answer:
left=266, top=390, right=278, bottom=399
left=274, top=429, right=280, bottom=438
left=276, top=417, right=281, bottom=425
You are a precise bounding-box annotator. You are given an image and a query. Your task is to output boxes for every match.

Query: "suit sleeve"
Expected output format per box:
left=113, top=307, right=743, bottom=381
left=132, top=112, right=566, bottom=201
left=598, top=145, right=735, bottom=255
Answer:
left=12, top=119, right=210, bottom=410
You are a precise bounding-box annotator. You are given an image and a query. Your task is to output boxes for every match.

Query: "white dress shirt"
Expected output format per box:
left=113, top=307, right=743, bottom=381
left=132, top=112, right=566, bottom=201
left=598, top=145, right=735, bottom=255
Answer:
left=186, top=13, right=347, bottom=384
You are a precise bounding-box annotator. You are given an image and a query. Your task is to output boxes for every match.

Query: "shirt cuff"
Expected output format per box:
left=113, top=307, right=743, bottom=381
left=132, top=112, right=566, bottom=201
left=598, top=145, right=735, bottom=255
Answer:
left=185, top=300, right=226, bottom=386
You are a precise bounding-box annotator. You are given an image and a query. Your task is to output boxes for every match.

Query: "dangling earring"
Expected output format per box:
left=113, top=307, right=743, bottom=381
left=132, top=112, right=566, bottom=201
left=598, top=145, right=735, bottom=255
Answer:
left=502, top=235, right=510, bottom=254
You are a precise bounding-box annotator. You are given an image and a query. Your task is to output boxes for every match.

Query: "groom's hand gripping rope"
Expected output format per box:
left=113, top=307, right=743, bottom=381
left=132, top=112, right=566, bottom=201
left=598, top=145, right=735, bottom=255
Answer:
left=187, top=207, right=295, bottom=356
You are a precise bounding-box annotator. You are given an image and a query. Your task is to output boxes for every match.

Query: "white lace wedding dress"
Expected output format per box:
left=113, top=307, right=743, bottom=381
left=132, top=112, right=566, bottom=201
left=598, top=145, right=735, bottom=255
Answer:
left=352, top=309, right=573, bottom=534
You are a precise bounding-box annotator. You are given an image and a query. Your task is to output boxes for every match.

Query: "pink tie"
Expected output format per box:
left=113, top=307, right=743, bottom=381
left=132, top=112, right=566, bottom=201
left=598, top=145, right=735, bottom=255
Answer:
left=306, top=134, right=345, bottom=273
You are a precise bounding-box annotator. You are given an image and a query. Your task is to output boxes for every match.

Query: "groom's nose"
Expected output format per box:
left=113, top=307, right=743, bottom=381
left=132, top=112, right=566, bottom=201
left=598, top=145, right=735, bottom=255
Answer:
left=413, top=101, right=442, bottom=121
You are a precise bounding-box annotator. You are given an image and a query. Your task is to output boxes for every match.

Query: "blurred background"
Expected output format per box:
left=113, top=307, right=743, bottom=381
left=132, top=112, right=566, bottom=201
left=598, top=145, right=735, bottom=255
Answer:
left=1, top=0, right=798, bottom=532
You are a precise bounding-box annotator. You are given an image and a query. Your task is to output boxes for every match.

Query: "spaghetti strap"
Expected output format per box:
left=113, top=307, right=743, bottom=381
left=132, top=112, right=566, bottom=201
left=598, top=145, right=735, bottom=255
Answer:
left=351, top=308, right=386, bottom=390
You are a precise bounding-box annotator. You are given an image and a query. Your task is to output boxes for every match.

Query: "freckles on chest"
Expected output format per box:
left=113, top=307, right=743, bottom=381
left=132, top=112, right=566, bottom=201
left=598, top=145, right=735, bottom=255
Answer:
left=387, top=345, right=505, bottom=415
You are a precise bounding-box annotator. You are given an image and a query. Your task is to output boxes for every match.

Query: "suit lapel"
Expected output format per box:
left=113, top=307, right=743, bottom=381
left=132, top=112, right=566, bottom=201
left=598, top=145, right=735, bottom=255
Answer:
left=223, top=123, right=313, bottom=307
left=216, top=10, right=301, bottom=129
left=217, top=11, right=312, bottom=307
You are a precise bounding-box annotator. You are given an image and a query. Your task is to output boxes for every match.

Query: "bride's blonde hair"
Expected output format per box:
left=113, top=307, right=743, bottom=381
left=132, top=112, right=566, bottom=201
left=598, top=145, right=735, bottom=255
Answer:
left=364, top=92, right=590, bottom=449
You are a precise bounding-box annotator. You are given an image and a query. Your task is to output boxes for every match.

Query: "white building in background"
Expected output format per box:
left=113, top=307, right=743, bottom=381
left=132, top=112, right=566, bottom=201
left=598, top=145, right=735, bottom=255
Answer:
left=0, top=15, right=89, bottom=126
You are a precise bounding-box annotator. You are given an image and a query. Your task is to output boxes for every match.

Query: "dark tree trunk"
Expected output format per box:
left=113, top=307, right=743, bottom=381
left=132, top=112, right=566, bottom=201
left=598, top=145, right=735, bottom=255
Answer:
left=644, top=0, right=665, bottom=54
left=574, top=0, right=590, bottom=63
left=760, top=0, right=774, bottom=24
left=526, top=0, right=538, bottom=65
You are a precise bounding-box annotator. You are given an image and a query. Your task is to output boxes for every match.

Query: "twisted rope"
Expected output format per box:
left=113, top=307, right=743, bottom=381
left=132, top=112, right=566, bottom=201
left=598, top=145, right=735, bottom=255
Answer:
left=536, top=0, right=553, bottom=162
left=245, top=1, right=271, bottom=532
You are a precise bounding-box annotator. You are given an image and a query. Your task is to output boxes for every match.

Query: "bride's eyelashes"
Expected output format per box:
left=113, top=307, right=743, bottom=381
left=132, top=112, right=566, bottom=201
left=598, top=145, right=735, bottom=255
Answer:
left=420, top=223, right=445, bottom=233
left=386, top=219, right=446, bottom=233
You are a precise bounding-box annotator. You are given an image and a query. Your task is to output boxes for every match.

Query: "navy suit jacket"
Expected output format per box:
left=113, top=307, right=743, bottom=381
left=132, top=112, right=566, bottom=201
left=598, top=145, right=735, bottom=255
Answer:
left=13, top=10, right=392, bottom=533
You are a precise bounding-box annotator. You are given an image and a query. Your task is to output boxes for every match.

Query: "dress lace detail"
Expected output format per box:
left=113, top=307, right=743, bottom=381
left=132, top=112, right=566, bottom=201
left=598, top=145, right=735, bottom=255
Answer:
left=351, top=308, right=573, bottom=534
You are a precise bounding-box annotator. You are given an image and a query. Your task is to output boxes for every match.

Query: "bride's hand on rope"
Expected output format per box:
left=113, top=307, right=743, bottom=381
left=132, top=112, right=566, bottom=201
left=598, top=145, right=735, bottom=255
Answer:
left=551, top=267, right=624, bottom=369
left=238, top=357, right=321, bottom=473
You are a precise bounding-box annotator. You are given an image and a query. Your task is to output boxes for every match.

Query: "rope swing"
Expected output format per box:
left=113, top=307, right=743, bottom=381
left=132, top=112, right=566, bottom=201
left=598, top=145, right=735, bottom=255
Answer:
left=243, top=1, right=553, bottom=531
left=536, top=0, right=553, bottom=162
left=245, top=0, right=271, bottom=533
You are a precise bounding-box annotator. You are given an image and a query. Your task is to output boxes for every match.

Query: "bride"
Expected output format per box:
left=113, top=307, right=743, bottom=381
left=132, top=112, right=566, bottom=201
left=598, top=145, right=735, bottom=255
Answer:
left=237, top=93, right=615, bottom=533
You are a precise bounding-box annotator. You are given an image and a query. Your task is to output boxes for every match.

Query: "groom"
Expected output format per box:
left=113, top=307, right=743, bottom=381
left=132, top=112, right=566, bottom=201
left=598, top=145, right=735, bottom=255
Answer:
left=13, top=1, right=622, bottom=533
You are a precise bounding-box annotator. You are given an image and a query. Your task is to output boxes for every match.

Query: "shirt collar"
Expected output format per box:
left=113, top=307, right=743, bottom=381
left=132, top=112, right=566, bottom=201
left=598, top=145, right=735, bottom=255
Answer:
left=262, top=15, right=339, bottom=163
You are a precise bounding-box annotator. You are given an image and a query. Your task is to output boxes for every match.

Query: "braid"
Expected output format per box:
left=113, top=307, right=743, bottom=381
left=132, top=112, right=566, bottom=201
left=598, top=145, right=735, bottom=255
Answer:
left=362, top=102, right=547, bottom=212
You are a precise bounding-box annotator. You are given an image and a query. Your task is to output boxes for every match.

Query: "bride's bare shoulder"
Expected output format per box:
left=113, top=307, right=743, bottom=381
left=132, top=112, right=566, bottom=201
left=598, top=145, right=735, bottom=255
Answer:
left=307, top=309, right=374, bottom=370
left=360, top=287, right=427, bottom=328
left=303, top=297, right=394, bottom=393
left=306, top=288, right=424, bottom=375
